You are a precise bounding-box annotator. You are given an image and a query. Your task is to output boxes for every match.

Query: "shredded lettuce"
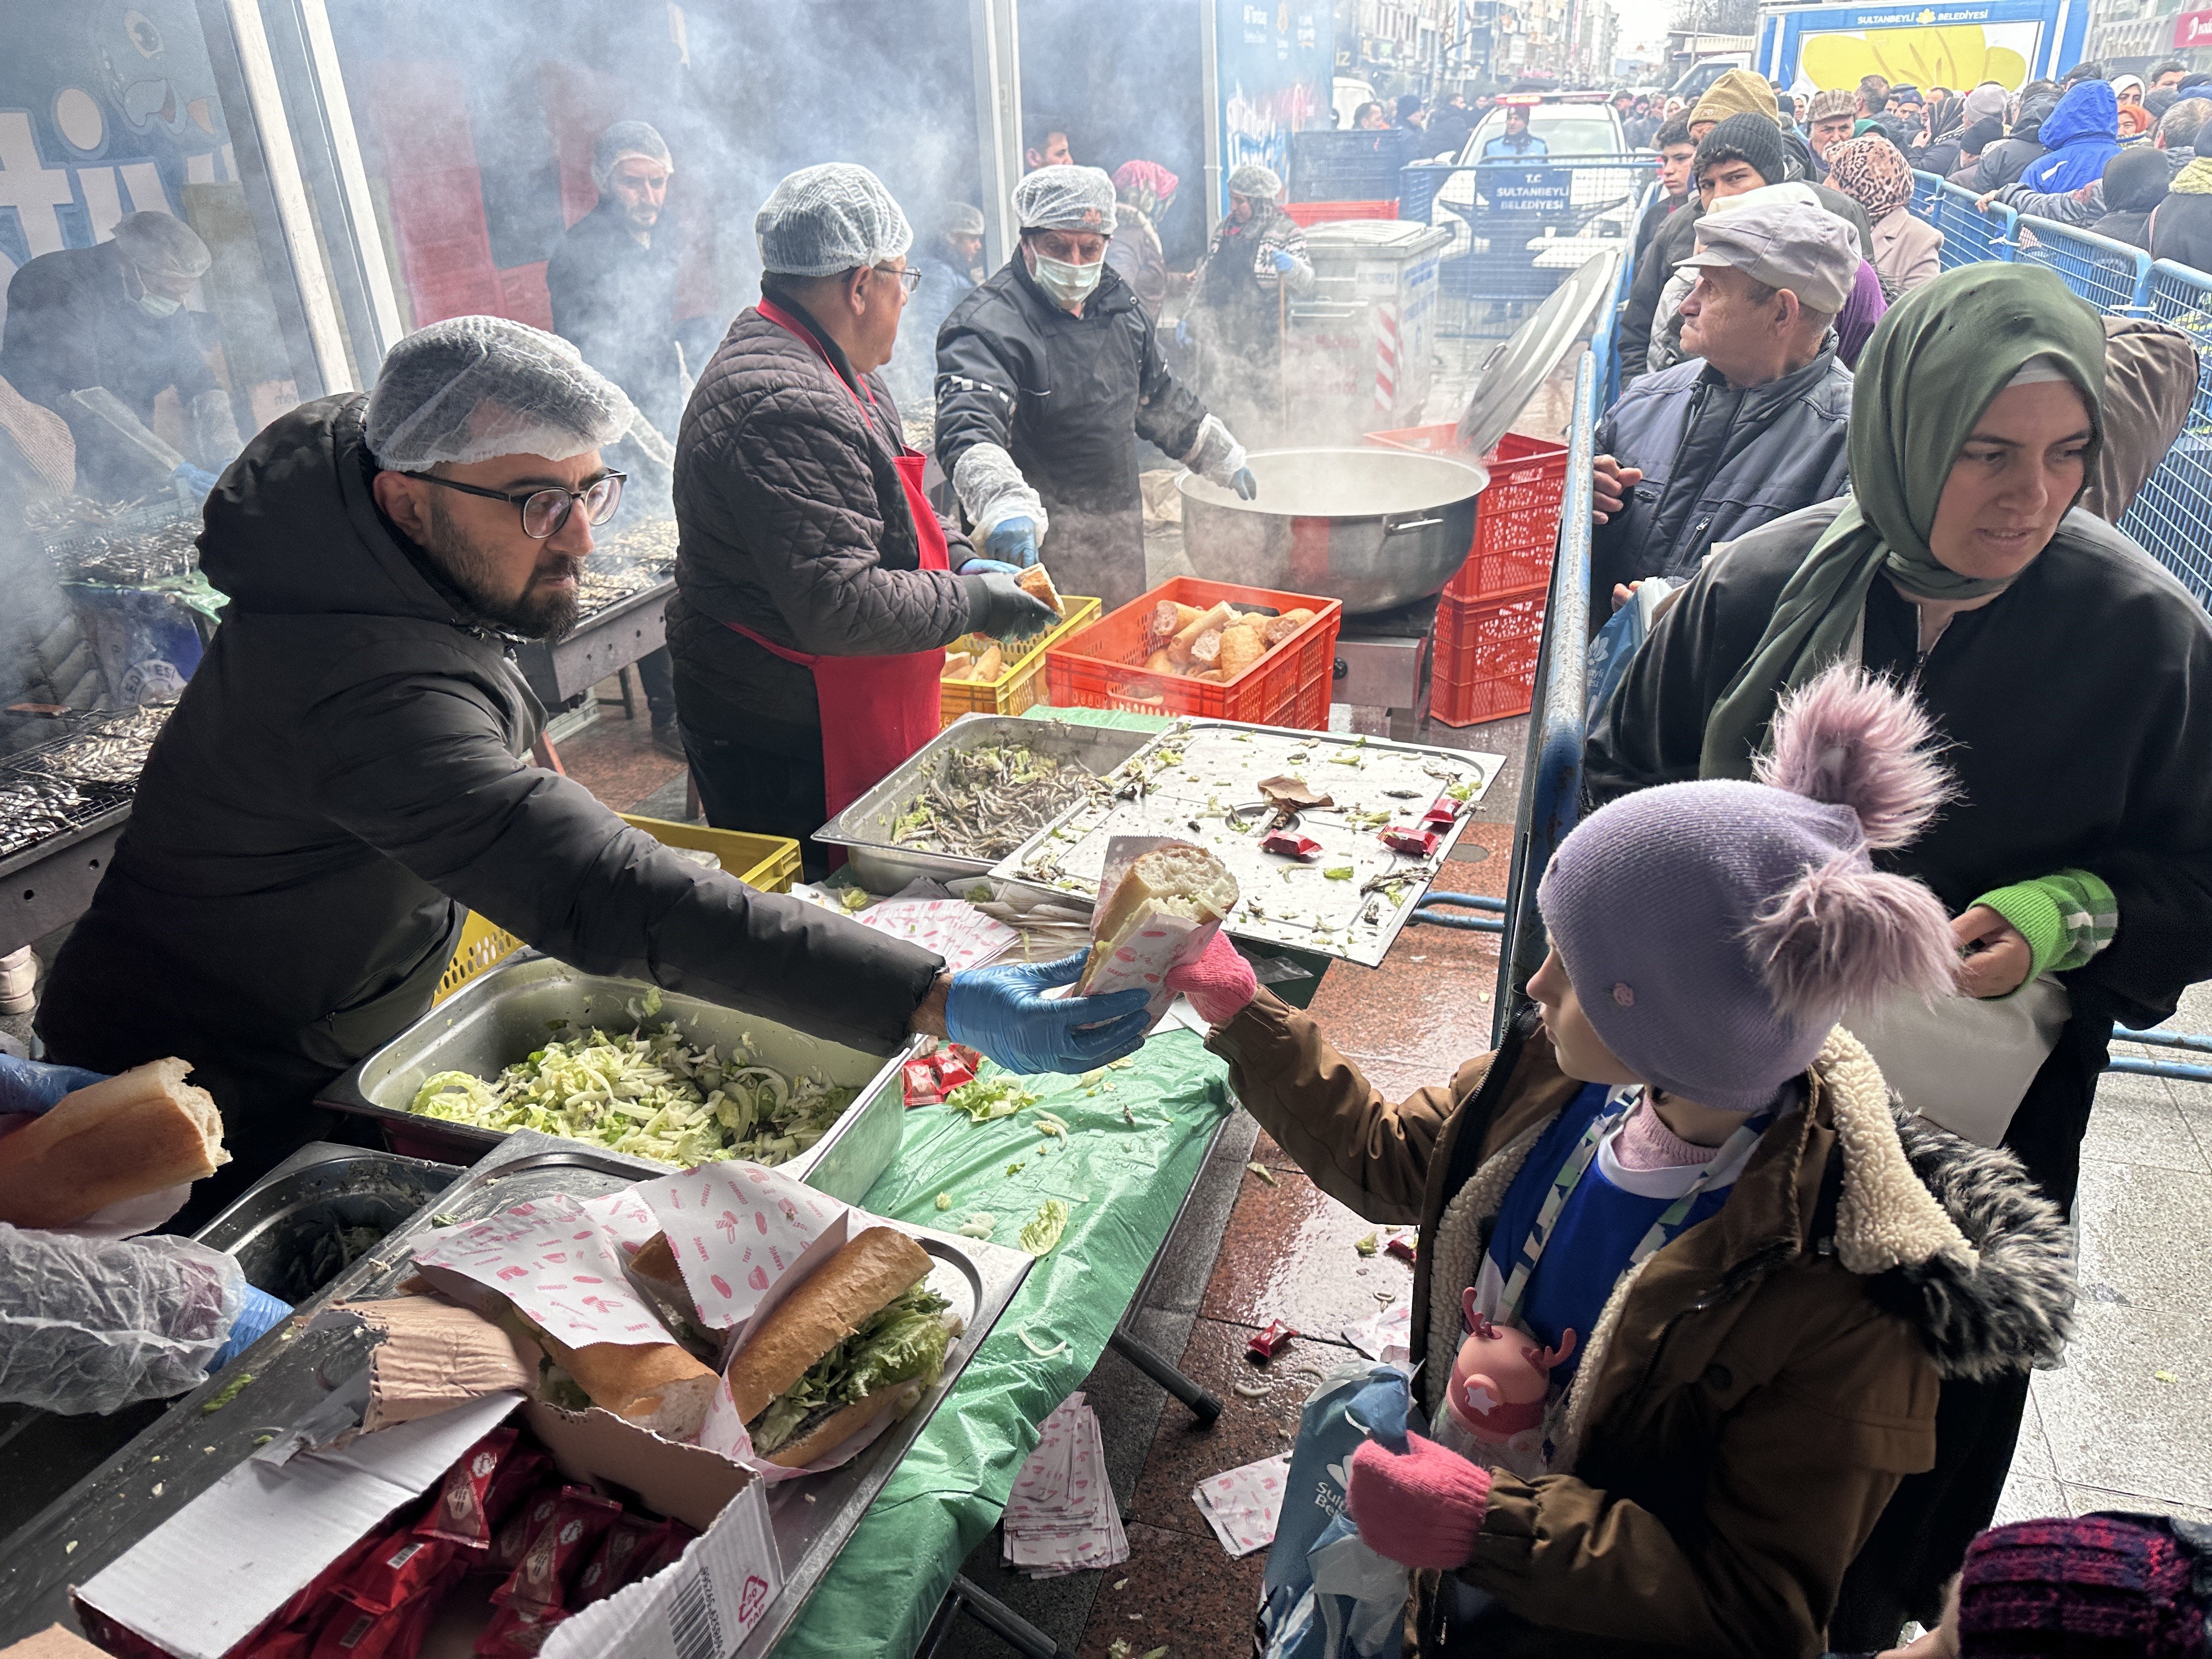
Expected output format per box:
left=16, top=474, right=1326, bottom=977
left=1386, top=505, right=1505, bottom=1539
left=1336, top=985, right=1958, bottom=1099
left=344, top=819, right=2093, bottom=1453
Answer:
left=408, top=1024, right=855, bottom=1168
left=944, top=1073, right=1040, bottom=1122
left=1018, top=1199, right=1071, bottom=1256
left=748, top=1285, right=955, bottom=1454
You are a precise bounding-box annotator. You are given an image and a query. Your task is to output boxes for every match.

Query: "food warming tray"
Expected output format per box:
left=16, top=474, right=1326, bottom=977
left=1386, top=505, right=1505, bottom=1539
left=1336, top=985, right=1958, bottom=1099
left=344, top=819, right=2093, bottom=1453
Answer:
left=313, top=952, right=924, bottom=1205
left=989, top=718, right=1503, bottom=967
left=812, top=713, right=1156, bottom=893
left=0, top=1132, right=1032, bottom=1657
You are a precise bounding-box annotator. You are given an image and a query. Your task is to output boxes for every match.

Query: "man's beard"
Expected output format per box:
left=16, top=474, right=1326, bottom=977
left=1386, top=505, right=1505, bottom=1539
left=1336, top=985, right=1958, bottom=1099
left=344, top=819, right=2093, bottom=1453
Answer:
left=425, top=497, right=582, bottom=640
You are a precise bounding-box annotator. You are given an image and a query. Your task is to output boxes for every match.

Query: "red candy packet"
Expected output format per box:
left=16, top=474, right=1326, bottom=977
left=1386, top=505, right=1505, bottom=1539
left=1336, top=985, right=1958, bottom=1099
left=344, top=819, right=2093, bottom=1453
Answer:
left=571, top=1512, right=654, bottom=1607
left=333, top=1526, right=455, bottom=1616
left=311, top=1561, right=454, bottom=1659
left=414, top=1426, right=518, bottom=1549
left=623, top=1516, right=697, bottom=1585
left=472, top=1603, right=568, bottom=1657
left=487, top=1483, right=562, bottom=1576
left=496, top=1485, right=622, bottom=1615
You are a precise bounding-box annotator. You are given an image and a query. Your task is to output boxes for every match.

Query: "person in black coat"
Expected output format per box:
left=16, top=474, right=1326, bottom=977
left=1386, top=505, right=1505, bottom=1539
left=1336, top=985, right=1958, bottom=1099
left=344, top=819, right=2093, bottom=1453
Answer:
left=1965, top=82, right=2061, bottom=189
left=2149, top=147, right=2212, bottom=273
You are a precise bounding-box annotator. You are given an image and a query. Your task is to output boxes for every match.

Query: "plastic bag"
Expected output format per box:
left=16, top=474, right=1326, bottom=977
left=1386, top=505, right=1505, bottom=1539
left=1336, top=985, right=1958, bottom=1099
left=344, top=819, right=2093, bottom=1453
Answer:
left=1258, top=1363, right=1417, bottom=1659
left=950, top=442, right=1049, bottom=540
left=0, top=1223, right=246, bottom=1414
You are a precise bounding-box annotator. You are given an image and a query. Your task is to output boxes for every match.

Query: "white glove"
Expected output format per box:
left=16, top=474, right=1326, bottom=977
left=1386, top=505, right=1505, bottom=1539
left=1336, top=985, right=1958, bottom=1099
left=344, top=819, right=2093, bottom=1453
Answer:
left=1183, top=414, right=1249, bottom=490
left=952, top=442, right=1051, bottom=541
left=189, top=388, right=242, bottom=467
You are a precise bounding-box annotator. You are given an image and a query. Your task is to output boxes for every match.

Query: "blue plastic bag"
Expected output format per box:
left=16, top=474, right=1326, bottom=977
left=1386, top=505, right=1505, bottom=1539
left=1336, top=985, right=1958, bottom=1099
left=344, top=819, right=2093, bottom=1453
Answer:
left=1257, top=1363, right=1416, bottom=1659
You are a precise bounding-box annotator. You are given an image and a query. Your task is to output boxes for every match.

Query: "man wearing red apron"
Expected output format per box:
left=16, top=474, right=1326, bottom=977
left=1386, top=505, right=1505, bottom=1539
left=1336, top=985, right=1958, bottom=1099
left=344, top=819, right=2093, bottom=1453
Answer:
left=667, top=164, right=1058, bottom=866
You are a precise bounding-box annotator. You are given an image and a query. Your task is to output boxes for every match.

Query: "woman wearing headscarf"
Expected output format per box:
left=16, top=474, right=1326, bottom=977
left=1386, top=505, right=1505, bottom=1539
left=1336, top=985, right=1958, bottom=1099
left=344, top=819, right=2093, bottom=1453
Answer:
left=1105, top=160, right=1178, bottom=319
left=1586, top=262, right=2212, bottom=1649
left=2112, top=72, right=2153, bottom=138
left=2015, top=78, right=2122, bottom=193
left=1824, top=134, right=1943, bottom=296
left=1909, top=92, right=1966, bottom=172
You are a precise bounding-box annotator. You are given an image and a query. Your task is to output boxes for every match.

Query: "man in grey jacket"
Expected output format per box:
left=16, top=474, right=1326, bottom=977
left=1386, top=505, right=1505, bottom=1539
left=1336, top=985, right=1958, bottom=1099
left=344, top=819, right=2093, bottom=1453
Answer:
left=1590, top=200, right=1857, bottom=613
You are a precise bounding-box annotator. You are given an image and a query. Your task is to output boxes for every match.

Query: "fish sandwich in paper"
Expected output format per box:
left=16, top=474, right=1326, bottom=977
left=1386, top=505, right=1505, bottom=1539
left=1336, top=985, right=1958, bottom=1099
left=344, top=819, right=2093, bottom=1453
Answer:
left=1075, top=838, right=1238, bottom=1017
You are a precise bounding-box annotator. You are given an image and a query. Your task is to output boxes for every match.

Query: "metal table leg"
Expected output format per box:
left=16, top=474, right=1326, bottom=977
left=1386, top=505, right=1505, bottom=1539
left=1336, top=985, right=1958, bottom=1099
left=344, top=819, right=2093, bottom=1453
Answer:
left=1107, top=1112, right=1231, bottom=1423
left=918, top=1575, right=1074, bottom=1659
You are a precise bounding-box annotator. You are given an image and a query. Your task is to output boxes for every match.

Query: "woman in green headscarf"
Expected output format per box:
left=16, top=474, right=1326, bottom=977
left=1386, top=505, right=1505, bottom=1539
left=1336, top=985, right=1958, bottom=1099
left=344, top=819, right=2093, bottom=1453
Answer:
left=1585, top=261, right=2212, bottom=1646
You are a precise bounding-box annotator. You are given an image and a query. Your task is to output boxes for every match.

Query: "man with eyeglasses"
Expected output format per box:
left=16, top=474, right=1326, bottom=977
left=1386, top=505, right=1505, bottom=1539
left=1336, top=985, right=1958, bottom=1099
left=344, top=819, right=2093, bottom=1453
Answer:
left=36, top=314, right=1148, bottom=1217
left=667, top=163, right=1059, bottom=863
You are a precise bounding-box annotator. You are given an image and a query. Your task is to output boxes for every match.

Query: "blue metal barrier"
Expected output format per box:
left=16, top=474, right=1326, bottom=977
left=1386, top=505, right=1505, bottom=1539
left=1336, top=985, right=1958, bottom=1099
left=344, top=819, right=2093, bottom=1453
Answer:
left=1491, top=349, right=1598, bottom=1043
left=2119, top=259, right=2212, bottom=610
left=1912, top=174, right=2018, bottom=270
left=2013, top=215, right=2154, bottom=314
left=1402, top=156, right=1651, bottom=348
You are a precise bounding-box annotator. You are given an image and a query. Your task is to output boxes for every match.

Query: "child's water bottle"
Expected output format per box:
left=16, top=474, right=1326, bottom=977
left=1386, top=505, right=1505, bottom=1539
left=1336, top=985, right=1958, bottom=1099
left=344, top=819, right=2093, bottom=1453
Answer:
left=1435, top=1287, right=1577, bottom=1481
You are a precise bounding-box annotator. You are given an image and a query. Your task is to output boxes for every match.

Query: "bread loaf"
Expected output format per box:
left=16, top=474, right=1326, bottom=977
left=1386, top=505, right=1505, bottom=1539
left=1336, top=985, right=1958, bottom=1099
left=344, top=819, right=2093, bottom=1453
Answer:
left=1015, top=563, right=1066, bottom=617
left=0, top=1058, right=228, bottom=1228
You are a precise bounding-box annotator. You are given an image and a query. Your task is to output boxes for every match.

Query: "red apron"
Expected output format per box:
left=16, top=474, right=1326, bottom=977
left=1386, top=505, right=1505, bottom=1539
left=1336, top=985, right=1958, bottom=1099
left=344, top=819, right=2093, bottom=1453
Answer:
left=724, top=297, right=950, bottom=822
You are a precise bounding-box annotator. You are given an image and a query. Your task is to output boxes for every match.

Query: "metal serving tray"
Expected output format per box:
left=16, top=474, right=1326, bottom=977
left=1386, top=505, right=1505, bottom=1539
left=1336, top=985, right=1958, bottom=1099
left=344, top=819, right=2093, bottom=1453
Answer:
left=313, top=952, right=924, bottom=1205
left=0, top=1132, right=1032, bottom=1656
left=989, top=717, right=1504, bottom=968
left=812, top=712, right=1156, bottom=893
left=0, top=805, right=127, bottom=955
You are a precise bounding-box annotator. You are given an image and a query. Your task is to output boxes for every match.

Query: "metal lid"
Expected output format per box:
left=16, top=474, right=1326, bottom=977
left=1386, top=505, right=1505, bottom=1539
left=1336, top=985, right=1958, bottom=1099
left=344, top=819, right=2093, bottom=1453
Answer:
left=1300, top=219, right=1453, bottom=253
left=1453, top=247, right=1621, bottom=457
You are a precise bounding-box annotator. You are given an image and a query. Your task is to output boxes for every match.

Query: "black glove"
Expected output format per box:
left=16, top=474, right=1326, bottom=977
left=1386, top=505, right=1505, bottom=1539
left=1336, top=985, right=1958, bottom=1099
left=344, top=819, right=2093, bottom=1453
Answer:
left=961, top=572, right=1059, bottom=640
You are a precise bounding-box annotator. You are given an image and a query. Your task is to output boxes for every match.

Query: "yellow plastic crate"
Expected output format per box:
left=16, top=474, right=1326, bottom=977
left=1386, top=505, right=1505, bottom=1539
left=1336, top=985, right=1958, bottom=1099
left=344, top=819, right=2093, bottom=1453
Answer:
left=938, top=595, right=1102, bottom=728
left=434, top=816, right=802, bottom=1004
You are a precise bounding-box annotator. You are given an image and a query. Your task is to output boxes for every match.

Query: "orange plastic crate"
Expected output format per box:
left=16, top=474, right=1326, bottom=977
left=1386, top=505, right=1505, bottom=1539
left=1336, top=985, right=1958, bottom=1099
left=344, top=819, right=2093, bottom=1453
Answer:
left=1282, top=200, right=1400, bottom=226
left=1362, top=428, right=1570, bottom=602
left=1044, top=577, right=1343, bottom=729
left=1429, top=585, right=1547, bottom=727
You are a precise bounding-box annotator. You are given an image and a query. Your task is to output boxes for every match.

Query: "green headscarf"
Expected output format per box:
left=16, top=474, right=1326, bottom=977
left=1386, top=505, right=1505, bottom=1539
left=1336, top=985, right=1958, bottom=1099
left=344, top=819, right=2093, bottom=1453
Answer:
left=1698, top=263, right=2106, bottom=780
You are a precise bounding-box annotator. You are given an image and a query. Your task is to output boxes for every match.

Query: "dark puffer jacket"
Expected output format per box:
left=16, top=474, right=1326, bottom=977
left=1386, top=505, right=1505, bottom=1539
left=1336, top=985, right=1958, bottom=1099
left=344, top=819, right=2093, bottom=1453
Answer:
left=1589, top=350, right=1853, bottom=600
left=37, top=394, right=941, bottom=1189
left=1965, top=88, right=2061, bottom=190
left=936, top=258, right=1207, bottom=611
left=668, top=296, right=978, bottom=737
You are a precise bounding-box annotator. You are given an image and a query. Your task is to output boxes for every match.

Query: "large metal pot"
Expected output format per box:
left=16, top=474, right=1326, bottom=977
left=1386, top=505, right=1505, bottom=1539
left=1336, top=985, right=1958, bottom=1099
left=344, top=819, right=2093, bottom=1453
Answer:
left=1177, top=447, right=1490, bottom=613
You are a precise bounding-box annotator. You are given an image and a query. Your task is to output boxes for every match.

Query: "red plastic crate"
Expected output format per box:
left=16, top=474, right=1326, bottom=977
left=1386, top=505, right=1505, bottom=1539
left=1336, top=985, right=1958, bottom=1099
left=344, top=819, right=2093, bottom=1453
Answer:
left=1043, top=577, right=1343, bottom=729
left=1282, top=200, right=1400, bottom=226
left=1362, top=428, right=1570, bottom=602
left=1429, top=585, right=1547, bottom=727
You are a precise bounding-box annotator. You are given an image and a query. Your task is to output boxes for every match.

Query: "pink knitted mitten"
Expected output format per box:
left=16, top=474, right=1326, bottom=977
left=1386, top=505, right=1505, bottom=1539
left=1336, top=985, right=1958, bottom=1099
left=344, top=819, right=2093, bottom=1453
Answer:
left=1163, top=930, right=1258, bottom=1025
left=1346, top=1432, right=1493, bottom=1570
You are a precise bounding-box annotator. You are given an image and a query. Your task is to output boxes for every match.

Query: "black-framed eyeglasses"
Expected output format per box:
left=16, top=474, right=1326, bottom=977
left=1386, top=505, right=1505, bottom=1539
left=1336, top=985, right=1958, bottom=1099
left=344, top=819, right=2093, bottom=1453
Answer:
left=407, top=471, right=626, bottom=539
left=874, top=263, right=924, bottom=294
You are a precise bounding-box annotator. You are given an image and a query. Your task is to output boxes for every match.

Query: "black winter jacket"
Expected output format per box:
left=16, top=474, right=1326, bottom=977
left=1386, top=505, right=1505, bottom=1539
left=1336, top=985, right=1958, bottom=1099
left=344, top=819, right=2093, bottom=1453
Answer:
left=2149, top=178, right=2212, bottom=276
left=1618, top=188, right=1874, bottom=388
left=668, top=298, right=976, bottom=737
left=936, top=258, right=1207, bottom=611
left=1585, top=500, right=2212, bottom=1202
left=38, top=395, right=941, bottom=1167
left=546, top=201, right=685, bottom=436
left=1591, top=350, right=1852, bottom=600
left=1963, top=94, right=2059, bottom=190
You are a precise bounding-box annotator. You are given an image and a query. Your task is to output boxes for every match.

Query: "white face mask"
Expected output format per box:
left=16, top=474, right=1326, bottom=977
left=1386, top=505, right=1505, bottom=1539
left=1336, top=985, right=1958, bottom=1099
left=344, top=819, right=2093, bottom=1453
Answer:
left=136, top=290, right=184, bottom=318
left=1031, top=250, right=1103, bottom=309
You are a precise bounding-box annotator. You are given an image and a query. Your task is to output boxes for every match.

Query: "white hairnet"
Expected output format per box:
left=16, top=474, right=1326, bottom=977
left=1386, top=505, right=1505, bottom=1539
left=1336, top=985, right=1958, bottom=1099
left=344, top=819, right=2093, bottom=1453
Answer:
left=756, top=163, right=913, bottom=278
left=111, top=211, right=211, bottom=280
left=591, top=121, right=673, bottom=194
left=936, top=201, right=986, bottom=238
left=1012, top=165, right=1116, bottom=232
left=1227, top=162, right=1283, bottom=201
left=365, top=315, right=636, bottom=469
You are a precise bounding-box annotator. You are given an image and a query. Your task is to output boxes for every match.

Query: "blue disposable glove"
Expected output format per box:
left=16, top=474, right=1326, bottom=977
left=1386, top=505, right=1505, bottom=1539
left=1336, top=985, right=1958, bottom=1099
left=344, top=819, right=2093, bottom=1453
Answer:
left=211, top=1284, right=292, bottom=1369
left=171, top=462, right=219, bottom=501
left=958, top=557, right=1022, bottom=575
left=1175, top=317, right=1194, bottom=348
left=984, top=517, right=1040, bottom=568
left=945, top=950, right=1153, bottom=1074
left=1231, top=467, right=1259, bottom=501
left=1273, top=250, right=1300, bottom=273
left=0, top=1053, right=110, bottom=1116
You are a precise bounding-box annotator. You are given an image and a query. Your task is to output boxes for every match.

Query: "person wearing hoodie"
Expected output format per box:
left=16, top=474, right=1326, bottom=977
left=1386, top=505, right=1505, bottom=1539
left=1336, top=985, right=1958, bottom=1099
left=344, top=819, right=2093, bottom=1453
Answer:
left=1963, top=81, right=2061, bottom=189
left=1984, top=98, right=2210, bottom=225
left=31, top=315, right=1154, bottom=1218
left=2012, top=79, right=2121, bottom=195
left=2150, top=142, right=2212, bottom=273
left=1587, top=262, right=2212, bottom=1646
left=2086, top=146, right=2172, bottom=249
left=1179, top=662, right=2074, bottom=1659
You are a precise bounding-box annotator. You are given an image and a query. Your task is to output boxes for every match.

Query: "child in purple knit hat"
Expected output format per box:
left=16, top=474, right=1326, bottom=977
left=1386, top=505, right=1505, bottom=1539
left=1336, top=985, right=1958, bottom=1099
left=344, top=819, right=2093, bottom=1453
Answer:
left=1172, top=665, right=2078, bottom=1659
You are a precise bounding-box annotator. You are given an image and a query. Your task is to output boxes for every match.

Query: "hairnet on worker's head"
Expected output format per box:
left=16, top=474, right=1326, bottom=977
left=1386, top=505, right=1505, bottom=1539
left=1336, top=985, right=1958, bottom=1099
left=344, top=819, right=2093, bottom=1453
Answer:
left=591, top=121, right=672, bottom=194
left=1227, top=162, right=1283, bottom=202
left=111, top=211, right=210, bottom=280
left=756, top=163, right=912, bottom=278
left=935, top=201, right=986, bottom=239
left=365, top=315, right=636, bottom=469
left=1011, top=165, right=1116, bottom=232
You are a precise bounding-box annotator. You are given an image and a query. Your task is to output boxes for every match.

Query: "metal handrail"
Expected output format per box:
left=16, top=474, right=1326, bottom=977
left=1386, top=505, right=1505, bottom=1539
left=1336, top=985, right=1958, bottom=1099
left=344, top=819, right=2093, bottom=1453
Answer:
left=1491, top=348, right=1597, bottom=1043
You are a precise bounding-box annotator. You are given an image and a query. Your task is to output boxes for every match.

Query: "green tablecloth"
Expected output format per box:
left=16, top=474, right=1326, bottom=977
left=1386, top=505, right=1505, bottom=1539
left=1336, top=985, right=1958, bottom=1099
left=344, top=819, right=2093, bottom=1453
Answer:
left=774, top=1030, right=1232, bottom=1658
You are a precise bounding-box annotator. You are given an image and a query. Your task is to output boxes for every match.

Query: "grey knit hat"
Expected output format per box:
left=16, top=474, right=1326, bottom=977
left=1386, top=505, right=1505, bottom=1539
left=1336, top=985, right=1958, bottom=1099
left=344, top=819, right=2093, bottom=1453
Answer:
left=1538, top=667, right=1959, bottom=1111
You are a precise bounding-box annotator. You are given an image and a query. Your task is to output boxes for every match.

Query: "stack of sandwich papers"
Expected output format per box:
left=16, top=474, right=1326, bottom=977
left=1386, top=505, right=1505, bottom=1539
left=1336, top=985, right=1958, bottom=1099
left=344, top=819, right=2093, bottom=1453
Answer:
left=1001, top=1392, right=1128, bottom=1577
left=1192, top=1452, right=1292, bottom=1558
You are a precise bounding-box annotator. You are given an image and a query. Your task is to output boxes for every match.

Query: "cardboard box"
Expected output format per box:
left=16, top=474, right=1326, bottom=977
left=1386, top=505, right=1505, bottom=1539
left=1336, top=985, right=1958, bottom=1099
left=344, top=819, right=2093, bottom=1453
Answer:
left=73, top=1386, right=780, bottom=1659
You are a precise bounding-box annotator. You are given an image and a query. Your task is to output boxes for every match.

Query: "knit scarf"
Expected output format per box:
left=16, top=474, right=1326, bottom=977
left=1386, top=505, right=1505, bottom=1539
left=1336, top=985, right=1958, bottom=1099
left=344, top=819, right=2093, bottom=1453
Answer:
left=1699, top=264, right=2107, bottom=778
left=2171, top=156, right=2212, bottom=196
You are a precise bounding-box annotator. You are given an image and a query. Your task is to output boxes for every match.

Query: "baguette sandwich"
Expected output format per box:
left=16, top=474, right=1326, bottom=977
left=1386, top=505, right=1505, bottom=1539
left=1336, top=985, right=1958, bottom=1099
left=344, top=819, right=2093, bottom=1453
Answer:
left=0, top=1057, right=228, bottom=1228
left=1076, top=842, right=1238, bottom=996
left=725, top=1227, right=962, bottom=1467
left=1015, top=563, right=1066, bottom=617
left=482, top=1291, right=719, bottom=1441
